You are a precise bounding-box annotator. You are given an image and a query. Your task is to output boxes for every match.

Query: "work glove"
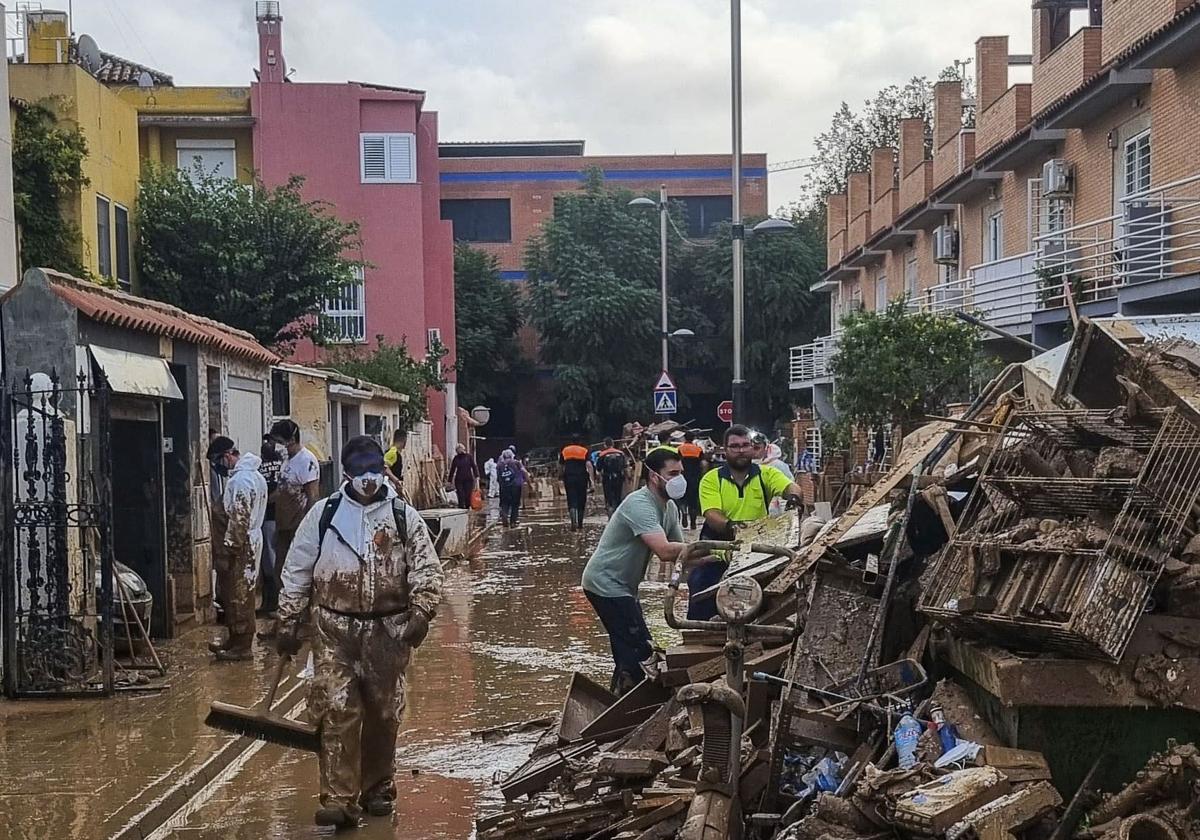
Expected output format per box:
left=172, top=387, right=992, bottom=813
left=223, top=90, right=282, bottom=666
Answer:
left=401, top=606, right=432, bottom=647
left=276, top=620, right=302, bottom=656
left=785, top=493, right=804, bottom=510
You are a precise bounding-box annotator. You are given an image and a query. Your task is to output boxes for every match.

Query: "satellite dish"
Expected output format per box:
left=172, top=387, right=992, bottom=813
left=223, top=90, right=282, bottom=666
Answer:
left=136, top=70, right=154, bottom=88
left=76, top=33, right=102, bottom=74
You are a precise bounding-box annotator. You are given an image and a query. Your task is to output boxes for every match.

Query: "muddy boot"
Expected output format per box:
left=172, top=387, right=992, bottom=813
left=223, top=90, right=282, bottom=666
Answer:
left=214, top=636, right=253, bottom=662
left=360, top=784, right=396, bottom=817
left=314, top=805, right=361, bottom=829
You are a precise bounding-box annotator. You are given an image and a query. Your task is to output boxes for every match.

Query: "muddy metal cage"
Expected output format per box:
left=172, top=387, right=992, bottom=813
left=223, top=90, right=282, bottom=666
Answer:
left=921, top=408, right=1200, bottom=661
left=0, top=370, right=115, bottom=697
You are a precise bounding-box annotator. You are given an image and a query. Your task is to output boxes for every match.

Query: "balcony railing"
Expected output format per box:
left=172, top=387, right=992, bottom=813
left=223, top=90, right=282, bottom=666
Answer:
left=1034, top=172, right=1200, bottom=309
left=908, top=276, right=973, bottom=316
left=789, top=333, right=839, bottom=388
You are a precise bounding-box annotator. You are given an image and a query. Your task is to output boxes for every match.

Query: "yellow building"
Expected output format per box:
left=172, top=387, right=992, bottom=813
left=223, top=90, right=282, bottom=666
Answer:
left=8, top=9, right=254, bottom=292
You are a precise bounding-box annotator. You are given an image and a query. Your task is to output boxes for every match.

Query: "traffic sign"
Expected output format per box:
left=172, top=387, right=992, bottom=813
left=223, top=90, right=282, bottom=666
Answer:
left=654, top=370, right=677, bottom=391
left=717, top=400, right=734, bottom=424
left=654, top=390, right=678, bottom=415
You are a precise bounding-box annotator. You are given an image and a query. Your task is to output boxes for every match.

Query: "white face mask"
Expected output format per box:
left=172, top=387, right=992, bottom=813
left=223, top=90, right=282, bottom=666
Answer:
left=662, top=474, right=688, bottom=500
left=351, top=472, right=385, bottom=497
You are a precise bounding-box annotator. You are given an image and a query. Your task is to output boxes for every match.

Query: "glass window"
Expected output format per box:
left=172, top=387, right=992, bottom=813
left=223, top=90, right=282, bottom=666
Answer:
left=875, top=274, right=888, bottom=311
left=271, top=369, right=291, bottom=417
left=323, top=266, right=366, bottom=343
left=114, top=204, right=131, bottom=290
left=176, top=140, right=237, bottom=181
left=904, top=247, right=918, bottom=298
left=440, top=198, right=512, bottom=242
left=984, top=211, right=1003, bottom=262
left=678, top=195, right=733, bottom=237
left=96, top=195, right=112, bottom=279
left=360, top=133, right=417, bottom=184
left=1124, top=131, right=1151, bottom=197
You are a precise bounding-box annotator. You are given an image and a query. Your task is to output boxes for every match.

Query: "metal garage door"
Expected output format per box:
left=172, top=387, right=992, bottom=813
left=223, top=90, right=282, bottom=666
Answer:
left=228, top=376, right=264, bottom=454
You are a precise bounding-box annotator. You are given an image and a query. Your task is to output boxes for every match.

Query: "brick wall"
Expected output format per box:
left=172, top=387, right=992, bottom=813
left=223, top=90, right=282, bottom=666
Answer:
left=847, top=172, right=871, bottom=250
left=1102, top=0, right=1192, bottom=65
left=870, top=148, right=898, bottom=234
left=1032, top=27, right=1102, bottom=116
left=934, top=80, right=963, bottom=148
left=977, top=84, right=1033, bottom=156
left=826, top=193, right=848, bottom=268
left=1150, top=54, right=1200, bottom=185
left=933, top=136, right=961, bottom=188
left=977, top=36, right=1010, bottom=112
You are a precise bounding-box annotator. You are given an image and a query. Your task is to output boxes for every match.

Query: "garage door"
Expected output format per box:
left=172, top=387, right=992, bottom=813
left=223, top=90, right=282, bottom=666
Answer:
left=228, top=377, right=264, bottom=454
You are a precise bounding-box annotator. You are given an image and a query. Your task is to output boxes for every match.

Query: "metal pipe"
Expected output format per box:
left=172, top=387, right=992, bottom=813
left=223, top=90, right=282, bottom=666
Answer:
left=953, top=310, right=1047, bottom=353
left=664, top=540, right=738, bottom=630
left=730, top=0, right=746, bottom=424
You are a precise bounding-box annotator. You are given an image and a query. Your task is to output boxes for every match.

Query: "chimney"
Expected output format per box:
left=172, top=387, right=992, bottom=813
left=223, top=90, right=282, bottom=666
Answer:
left=826, top=194, right=847, bottom=241
left=934, top=80, right=963, bottom=149
left=256, top=1, right=286, bottom=83
left=847, top=172, right=870, bottom=221
left=898, top=117, right=926, bottom=175
left=976, top=36, right=1009, bottom=113
left=24, top=10, right=70, bottom=64
left=870, top=148, right=895, bottom=204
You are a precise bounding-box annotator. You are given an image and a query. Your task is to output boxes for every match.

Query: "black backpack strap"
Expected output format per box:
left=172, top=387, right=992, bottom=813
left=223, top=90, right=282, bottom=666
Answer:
left=317, top=492, right=409, bottom=561
left=391, top=497, right=408, bottom=546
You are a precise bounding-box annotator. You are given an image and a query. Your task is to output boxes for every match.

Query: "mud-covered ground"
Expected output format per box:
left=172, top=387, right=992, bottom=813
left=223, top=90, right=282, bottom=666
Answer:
left=0, top=499, right=680, bottom=839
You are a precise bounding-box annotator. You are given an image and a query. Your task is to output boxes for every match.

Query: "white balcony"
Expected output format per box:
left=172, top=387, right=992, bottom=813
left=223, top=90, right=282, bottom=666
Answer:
left=788, top=333, right=839, bottom=389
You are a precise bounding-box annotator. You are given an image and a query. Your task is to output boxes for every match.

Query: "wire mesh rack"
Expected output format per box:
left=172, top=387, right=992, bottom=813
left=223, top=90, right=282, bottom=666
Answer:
left=921, top=408, right=1200, bottom=660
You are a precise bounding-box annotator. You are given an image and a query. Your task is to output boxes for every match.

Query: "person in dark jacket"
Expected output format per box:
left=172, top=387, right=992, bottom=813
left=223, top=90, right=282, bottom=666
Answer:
left=560, top=434, right=592, bottom=530
left=448, top=444, right=478, bottom=508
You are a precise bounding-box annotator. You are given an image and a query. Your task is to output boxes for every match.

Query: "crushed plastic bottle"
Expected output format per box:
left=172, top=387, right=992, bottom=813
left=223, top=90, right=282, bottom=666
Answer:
left=895, top=711, right=923, bottom=769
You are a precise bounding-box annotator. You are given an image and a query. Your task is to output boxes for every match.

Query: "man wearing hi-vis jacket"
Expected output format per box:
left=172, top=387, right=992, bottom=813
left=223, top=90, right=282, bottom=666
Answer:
left=277, top=435, right=444, bottom=829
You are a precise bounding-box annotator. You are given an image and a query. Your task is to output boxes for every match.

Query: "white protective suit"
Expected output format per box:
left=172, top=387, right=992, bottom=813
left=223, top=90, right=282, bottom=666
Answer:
left=219, top=451, right=267, bottom=640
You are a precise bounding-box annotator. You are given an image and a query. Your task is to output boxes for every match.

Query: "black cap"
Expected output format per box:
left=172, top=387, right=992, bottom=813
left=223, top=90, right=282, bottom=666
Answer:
left=206, top=435, right=236, bottom=460
left=269, top=418, right=300, bottom=444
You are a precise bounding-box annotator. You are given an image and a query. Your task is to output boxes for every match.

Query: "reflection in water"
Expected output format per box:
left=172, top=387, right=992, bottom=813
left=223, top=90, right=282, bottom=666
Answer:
left=166, top=501, right=679, bottom=838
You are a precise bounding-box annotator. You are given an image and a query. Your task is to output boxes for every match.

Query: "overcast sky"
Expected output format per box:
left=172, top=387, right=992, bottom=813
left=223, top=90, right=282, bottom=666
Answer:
left=62, top=0, right=1032, bottom=208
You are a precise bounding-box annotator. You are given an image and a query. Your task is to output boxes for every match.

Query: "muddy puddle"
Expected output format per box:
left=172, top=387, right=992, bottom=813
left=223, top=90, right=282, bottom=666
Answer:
left=157, top=501, right=680, bottom=839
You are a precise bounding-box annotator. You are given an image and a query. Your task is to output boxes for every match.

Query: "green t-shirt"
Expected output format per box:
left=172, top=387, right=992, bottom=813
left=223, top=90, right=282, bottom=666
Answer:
left=582, top=487, right=683, bottom=599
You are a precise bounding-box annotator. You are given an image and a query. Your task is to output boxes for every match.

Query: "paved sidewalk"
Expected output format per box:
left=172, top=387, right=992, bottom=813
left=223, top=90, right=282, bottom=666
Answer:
left=0, top=625, right=299, bottom=840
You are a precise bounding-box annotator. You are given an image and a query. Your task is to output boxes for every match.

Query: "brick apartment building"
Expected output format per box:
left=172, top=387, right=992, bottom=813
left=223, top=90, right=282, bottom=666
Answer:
left=793, top=0, right=1200, bottom=448
left=438, top=142, right=769, bottom=444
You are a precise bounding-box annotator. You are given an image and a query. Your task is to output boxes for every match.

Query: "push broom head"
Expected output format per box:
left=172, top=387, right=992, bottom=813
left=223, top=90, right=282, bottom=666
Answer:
left=205, top=700, right=322, bottom=753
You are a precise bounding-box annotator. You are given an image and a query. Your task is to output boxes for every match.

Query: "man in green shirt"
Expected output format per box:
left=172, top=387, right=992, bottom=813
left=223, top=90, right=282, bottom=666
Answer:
left=691, top=424, right=804, bottom=619
left=582, top=446, right=690, bottom=694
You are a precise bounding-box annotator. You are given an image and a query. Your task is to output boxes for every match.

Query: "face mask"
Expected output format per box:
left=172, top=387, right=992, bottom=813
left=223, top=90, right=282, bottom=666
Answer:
left=652, top=470, right=687, bottom=500
left=351, top=472, right=385, bottom=497
left=210, top=457, right=229, bottom=477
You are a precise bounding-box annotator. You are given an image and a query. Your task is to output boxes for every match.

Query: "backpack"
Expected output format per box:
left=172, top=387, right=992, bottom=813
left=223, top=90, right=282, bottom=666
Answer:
left=601, top=452, right=626, bottom=480
left=316, top=491, right=408, bottom=561
left=497, top=461, right=518, bottom=487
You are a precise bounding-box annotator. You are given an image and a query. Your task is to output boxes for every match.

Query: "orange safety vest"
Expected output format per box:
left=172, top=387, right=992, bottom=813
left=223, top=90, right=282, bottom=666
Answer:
left=597, top=447, right=622, bottom=458
left=561, top=444, right=590, bottom=461
left=677, top=442, right=704, bottom=459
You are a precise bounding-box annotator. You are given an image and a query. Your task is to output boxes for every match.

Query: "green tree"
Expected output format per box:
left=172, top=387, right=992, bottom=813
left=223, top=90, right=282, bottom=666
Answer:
left=136, top=165, right=363, bottom=351
left=679, top=207, right=826, bottom=425
left=829, top=300, right=981, bottom=431
left=325, top=337, right=447, bottom=432
left=12, top=99, right=89, bottom=277
left=525, top=170, right=668, bottom=434
left=453, top=244, right=523, bottom=409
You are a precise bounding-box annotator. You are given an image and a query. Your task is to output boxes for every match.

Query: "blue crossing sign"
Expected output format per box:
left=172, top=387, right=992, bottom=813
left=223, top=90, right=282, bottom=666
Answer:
left=654, top=389, right=678, bottom=415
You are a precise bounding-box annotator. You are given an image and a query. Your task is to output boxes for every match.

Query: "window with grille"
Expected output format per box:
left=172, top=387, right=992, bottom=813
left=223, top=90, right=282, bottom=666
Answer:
left=360, top=133, right=417, bottom=184
left=1124, top=131, right=1151, bottom=197
left=426, top=327, right=443, bottom=377
left=96, top=195, right=112, bottom=279
left=985, top=210, right=1003, bottom=262
left=323, top=267, right=366, bottom=343
left=114, top=204, right=131, bottom=291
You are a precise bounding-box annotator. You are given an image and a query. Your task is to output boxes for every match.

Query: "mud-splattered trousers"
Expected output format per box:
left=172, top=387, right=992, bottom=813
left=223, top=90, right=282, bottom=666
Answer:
left=220, top=454, right=268, bottom=641
left=279, top=485, right=444, bottom=811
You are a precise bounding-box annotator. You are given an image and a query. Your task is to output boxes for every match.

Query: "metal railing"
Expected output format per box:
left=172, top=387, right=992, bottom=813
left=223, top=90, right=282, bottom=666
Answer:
left=907, top=276, right=973, bottom=316
left=788, top=333, right=839, bottom=387
left=1033, top=172, right=1200, bottom=309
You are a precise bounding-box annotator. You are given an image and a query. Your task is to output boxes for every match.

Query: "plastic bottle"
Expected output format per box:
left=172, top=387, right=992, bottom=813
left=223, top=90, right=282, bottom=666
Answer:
left=894, top=712, right=923, bottom=769
left=768, top=496, right=785, bottom=518
left=929, top=703, right=960, bottom=754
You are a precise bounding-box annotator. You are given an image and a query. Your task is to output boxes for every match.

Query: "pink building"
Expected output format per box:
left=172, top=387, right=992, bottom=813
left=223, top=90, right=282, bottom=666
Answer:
left=250, top=4, right=457, bottom=452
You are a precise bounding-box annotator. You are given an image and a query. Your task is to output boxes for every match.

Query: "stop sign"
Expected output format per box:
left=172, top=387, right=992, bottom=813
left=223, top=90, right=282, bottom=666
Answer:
left=716, top=400, right=734, bottom=424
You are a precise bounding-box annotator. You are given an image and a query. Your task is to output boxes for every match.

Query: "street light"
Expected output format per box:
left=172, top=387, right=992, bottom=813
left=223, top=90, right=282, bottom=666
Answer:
left=629, top=186, right=671, bottom=374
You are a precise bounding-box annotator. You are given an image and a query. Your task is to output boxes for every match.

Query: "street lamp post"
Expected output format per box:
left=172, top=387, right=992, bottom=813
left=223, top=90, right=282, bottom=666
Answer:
left=730, top=0, right=746, bottom=425
left=629, top=186, right=670, bottom=373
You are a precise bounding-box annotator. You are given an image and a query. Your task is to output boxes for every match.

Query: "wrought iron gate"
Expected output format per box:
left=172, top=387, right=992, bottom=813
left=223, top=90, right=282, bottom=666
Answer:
left=1, top=369, right=114, bottom=697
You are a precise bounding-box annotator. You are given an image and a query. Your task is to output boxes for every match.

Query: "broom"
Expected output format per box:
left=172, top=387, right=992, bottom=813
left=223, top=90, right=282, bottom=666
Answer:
left=205, top=654, right=322, bottom=752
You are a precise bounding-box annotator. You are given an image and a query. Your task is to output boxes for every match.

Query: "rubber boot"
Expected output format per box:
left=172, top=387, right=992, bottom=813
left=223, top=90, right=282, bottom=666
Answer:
left=315, top=804, right=361, bottom=829
left=360, top=782, right=396, bottom=817
left=214, top=635, right=253, bottom=662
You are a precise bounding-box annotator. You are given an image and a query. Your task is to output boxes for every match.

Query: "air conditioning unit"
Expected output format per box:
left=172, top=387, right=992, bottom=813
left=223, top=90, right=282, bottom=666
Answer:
left=933, top=225, right=958, bottom=265
left=1042, top=158, right=1073, bottom=198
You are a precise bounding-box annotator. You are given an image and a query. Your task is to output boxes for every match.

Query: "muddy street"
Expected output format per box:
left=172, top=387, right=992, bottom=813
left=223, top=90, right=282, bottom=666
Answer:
left=0, top=500, right=678, bottom=840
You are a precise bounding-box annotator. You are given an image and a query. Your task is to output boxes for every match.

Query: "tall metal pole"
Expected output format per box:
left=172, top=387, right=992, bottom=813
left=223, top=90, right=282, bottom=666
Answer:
left=730, top=0, right=746, bottom=424
left=660, top=184, right=669, bottom=374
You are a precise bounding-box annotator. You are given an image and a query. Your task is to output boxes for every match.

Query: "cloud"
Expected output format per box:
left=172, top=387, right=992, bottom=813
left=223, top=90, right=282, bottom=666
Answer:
left=66, top=0, right=1033, bottom=206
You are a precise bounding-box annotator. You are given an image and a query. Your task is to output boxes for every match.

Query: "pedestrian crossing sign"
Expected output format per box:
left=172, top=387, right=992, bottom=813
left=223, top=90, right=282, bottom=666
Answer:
left=654, top=389, right=678, bottom=414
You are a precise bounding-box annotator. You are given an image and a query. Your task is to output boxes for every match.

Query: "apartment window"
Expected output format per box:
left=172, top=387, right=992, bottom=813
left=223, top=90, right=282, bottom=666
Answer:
left=96, top=195, right=112, bottom=279
left=114, top=204, right=131, bottom=291
left=984, top=210, right=1004, bottom=262
left=177, top=139, right=237, bottom=181
left=1123, top=130, right=1151, bottom=197
left=360, top=133, right=417, bottom=184
left=323, top=266, right=366, bottom=343
left=875, top=273, right=888, bottom=312
left=440, top=198, right=511, bottom=242
left=904, top=247, right=918, bottom=298
left=427, top=327, right=443, bottom=377
left=680, top=195, right=733, bottom=237
left=271, top=369, right=291, bottom=417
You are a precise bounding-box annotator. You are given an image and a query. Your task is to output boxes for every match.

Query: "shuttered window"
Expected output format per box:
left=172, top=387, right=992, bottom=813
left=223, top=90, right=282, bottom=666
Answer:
left=360, top=133, right=417, bottom=184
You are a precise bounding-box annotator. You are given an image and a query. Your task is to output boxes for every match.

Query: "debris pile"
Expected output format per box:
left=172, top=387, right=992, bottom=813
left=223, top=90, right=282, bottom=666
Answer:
left=477, top=317, right=1200, bottom=840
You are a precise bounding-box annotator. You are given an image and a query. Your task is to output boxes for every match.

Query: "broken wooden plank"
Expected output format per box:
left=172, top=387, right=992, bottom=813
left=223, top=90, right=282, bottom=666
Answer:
left=559, top=672, right=618, bottom=743
left=665, top=644, right=724, bottom=669
left=685, top=643, right=763, bottom=683
left=583, top=798, right=689, bottom=840
left=579, top=678, right=673, bottom=744
left=597, top=750, right=668, bottom=779
left=499, top=741, right=598, bottom=801
left=612, top=699, right=680, bottom=754
left=767, top=421, right=953, bottom=594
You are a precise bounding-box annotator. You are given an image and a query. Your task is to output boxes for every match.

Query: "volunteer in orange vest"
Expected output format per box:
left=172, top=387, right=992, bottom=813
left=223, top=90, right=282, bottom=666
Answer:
left=560, top=435, right=593, bottom=531
left=672, top=430, right=708, bottom=531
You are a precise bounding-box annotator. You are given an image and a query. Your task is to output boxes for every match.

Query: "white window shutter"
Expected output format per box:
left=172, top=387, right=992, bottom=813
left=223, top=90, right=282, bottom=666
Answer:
left=387, top=134, right=416, bottom=183
left=361, top=135, right=387, bottom=183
